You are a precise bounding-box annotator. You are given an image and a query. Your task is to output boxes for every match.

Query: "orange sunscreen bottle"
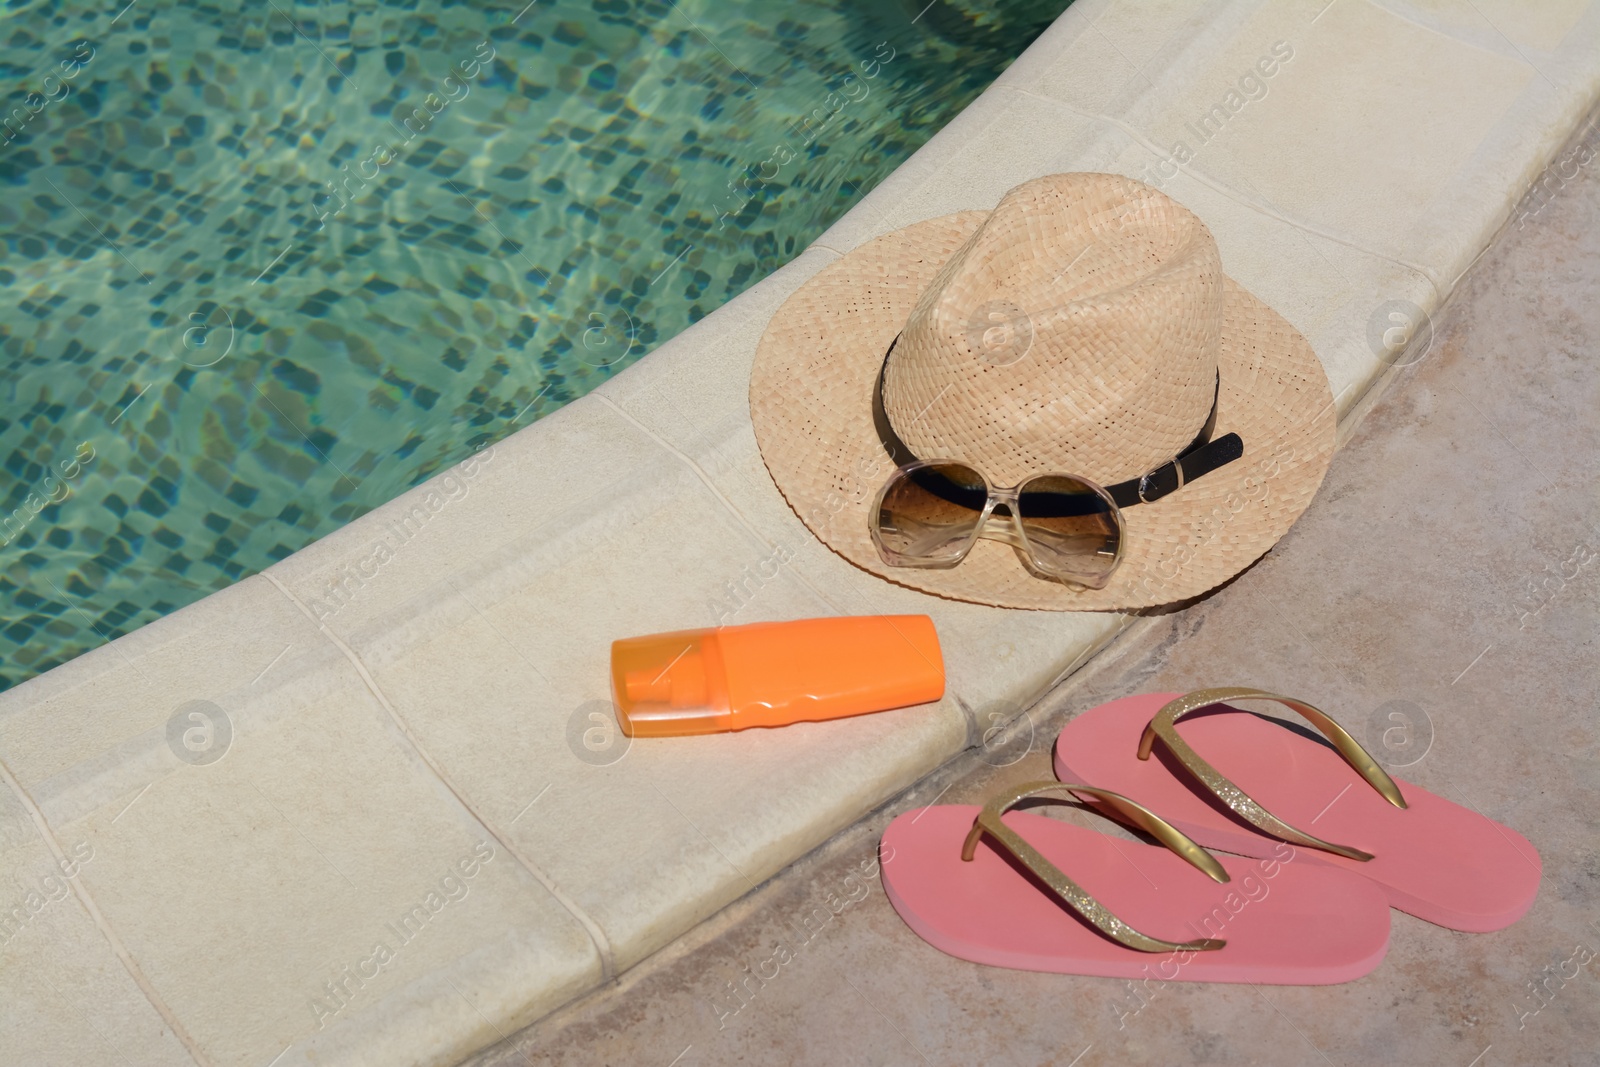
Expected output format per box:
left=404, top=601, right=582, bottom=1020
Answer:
left=610, top=615, right=944, bottom=737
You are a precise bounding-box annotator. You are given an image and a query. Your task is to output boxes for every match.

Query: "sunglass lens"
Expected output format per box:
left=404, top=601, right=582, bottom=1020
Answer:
left=874, top=462, right=989, bottom=566
left=1015, top=475, right=1122, bottom=585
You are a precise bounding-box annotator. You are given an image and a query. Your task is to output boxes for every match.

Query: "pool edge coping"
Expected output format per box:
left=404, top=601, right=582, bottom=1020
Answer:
left=5, top=1, right=1600, bottom=1064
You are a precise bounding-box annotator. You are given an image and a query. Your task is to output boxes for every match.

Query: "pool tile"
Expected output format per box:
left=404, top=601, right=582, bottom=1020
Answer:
left=1369, top=0, right=1591, bottom=54
left=0, top=576, right=599, bottom=1066
left=994, top=0, right=1600, bottom=295
left=0, top=790, right=192, bottom=1065
left=1104, top=0, right=1536, bottom=272
left=1078, top=126, right=1443, bottom=412
left=810, top=0, right=1228, bottom=255
left=994, top=0, right=1215, bottom=115
left=261, top=396, right=665, bottom=640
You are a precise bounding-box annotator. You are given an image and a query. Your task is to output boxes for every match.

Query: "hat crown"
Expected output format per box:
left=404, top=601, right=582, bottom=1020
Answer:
left=884, top=173, right=1224, bottom=487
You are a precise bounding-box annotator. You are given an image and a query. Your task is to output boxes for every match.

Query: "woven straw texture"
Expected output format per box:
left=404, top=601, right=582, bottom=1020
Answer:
left=889, top=173, right=1221, bottom=487
left=749, top=174, right=1335, bottom=611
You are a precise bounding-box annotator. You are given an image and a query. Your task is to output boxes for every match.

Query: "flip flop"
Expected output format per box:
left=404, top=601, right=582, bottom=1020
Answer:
left=1053, top=689, right=1541, bottom=932
left=880, top=781, right=1391, bottom=983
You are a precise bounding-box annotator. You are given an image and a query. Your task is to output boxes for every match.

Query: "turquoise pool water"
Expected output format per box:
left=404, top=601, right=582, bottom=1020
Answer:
left=0, top=0, right=1071, bottom=690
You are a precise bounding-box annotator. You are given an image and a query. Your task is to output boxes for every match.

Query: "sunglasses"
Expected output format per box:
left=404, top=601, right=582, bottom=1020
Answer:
left=871, top=461, right=1125, bottom=588
left=868, top=336, right=1244, bottom=589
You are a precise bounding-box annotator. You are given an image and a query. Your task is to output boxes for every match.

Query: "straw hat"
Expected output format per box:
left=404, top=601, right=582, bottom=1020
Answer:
left=749, top=173, right=1335, bottom=610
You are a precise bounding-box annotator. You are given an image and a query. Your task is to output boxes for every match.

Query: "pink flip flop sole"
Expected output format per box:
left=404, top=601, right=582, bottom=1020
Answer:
left=881, top=806, right=1390, bottom=984
left=1053, top=693, right=1541, bottom=932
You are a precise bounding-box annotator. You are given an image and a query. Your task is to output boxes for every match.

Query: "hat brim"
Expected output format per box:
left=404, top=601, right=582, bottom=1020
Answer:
left=749, top=212, right=1335, bottom=610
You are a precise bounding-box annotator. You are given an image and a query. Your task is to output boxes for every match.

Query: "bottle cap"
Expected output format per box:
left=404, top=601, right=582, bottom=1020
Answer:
left=610, top=628, right=732, bottom=737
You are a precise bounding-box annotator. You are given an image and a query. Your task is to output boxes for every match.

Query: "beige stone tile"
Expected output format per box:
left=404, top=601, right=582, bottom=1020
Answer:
left=859, top=0, right=1595, bottom=304
left=1374, top=0, right=1593, bottom=54
left=809, top=88, right=1106, bottom=255
left=0, top=789, right=190, bottom=1065
left=596, top=247, right=842, bottom=458
left=995, top=0, right=1216, bottom=115
left=364, top=615, right=967, bottom=975
left=262, top=395, right=665, bottom=642
left=1109, top=0, right=1534, bottom=270
left=1080, top=125, right=1442, bottom=411
left=0, top=579, right=322, bottom=840
left=0, top=577, right=599, bottom=1066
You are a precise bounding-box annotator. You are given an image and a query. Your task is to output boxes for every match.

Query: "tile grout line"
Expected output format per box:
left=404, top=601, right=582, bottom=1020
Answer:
left=592, top=394, right=855, bottom=617
left=1046, top=615, right=1137, bottom=692
left=950, top=695, right=982, bottom=748
left=1001, top=85, right=1449, bottom=289
left=256, top=570, right=618, bottom=984
left=809, top=79, right=1457, bottom=309
left=593, top=394, right=979, bottom=740
left=803, top=84, right=1021, bottom=258
left=1359, top=0, right=1507, bottom=55
left=601, top=384, right=990, bottom=745
left=0, top=755, right=215, bottom=1067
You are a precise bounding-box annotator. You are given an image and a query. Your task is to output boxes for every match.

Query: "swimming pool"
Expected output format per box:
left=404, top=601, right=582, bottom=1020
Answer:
left=0, top=0, right=1071, bottom=690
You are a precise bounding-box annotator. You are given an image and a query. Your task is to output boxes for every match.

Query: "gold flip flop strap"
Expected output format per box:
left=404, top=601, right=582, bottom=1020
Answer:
left=961, top=781, right=1229, bottom=954
left=1136, top=688, right=1407, bottom=862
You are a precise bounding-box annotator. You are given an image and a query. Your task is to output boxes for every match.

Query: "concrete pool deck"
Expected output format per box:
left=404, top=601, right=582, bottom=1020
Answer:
left=3, top=1, right=1600, bottom=1064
